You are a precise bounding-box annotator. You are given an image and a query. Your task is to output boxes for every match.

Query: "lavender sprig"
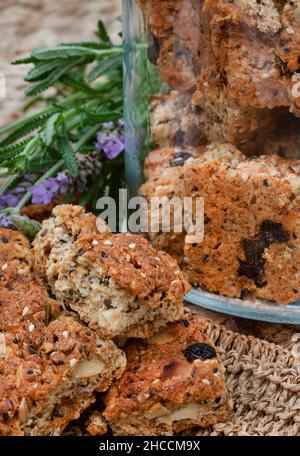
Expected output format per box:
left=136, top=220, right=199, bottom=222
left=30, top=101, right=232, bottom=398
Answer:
left=0, top=121, right=125, bottom=229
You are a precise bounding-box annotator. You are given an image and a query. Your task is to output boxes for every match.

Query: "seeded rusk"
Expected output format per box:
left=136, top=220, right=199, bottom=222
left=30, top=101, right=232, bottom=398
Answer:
left=103, top=313, right=231, bottom=436
left=140, top=143, right=300, bottom=303
left=33, top=204, right=110, bottom=287
left=183, top=144, right=300, bottom=304
left=150, top=83, right=282, bottom=155
left=0, top=229, right=126, bottom=436
left=48, top=230, right=190, bottom=340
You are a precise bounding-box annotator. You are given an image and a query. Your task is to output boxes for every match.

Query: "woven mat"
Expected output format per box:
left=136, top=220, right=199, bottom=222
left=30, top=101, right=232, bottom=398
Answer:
left=195, top=322, right=300, bottom=436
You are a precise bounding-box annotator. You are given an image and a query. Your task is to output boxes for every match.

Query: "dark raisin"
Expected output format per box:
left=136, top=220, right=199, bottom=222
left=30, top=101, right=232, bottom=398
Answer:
left=169, top=151, right=192, bottom=167
left=2, top=412, right=9, bottom=423
left=238, top=260, right=265, bottom=282
left=1, top=237, right=9, bottom=244
left=53, top=335, right=59, bottom=343
left=104, top=298, right=112, bottom=308
left=184, top=343, right=216, bottom=363
left=277, top=146, right=286, bottom=158
left=240, top=288, right=251, bottom=299
left=192, top=185, right=199, bottom=192
left=293, top=288, right=299, bottom=294
left=215, top=397, right=221, bottom=404
left=180, top=319, right=190, bottom=327
left=52, top=409, right=64, bottom=418
left=202, top=255, right=209, bottom=263
left=174, top=130, right=185, bottom=146
left=100, top=251, right=108, bottom=258
left=147, top=32, right=160, bottom=65
left=259, top=220, right=289, bottom=244
left=263, top=179, right=269, bottom=187
left=12, top=338, right=19, bottom=344
left=213, top=367, right=219, bottom=374
left=27, top=370, right=34, bottom=375
left=28, top=346, right=39, bottom=355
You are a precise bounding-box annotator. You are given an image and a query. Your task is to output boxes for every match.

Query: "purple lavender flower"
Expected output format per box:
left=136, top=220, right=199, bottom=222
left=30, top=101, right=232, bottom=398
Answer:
left=0, top=213, right=13, bottom=228
left=0, top=194, right=19, bottom=211
left=96, top=120, right=125, bottom=160
left=29, top=172, right=70, bottom=205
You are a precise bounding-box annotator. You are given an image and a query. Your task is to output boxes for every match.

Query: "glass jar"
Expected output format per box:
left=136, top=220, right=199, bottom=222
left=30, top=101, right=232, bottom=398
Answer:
left=123, top=0, right=300, bottom=321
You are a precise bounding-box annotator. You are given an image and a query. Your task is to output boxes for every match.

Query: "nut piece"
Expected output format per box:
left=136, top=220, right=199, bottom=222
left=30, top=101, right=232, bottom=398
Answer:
left=73, top=358, right=105, bottom=379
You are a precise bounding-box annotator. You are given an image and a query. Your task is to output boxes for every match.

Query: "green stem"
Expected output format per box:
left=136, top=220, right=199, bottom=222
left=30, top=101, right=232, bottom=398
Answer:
left=0, top=92, right=85, bottom=137
left=0, top=174, right=19, bottom=195
left=15, top=159, right=64, bottom=211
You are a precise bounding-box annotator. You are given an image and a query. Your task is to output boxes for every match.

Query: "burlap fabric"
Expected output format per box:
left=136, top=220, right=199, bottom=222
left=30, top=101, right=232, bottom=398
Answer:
left=196, top=321, right=300, bottom=436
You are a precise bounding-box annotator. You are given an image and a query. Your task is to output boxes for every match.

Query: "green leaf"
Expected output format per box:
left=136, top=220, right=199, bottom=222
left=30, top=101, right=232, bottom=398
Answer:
left=96, top=21, right=112, bottom=44
left=83, top=109, right=122, bottom=123
left=40, top=113, right=61, bottom=146
left=0, top=112, right=55, bottom=147
left=59, top=128, right=78, bottom=177
left=88, top=57, right=121, bottom=82
left=60, top=41, right=112, bottom=50
left=25, top=59, right=87, bottom=96
left=31, top=45, right=95, bottom=61
left=12, top=56, right=37, bottom=65
left=60, top=75, right=97, bottom=96
left=25, top=61, right=61, bottom=82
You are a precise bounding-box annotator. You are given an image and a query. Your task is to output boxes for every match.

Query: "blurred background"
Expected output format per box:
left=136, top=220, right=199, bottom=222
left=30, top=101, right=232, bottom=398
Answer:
left=0, top=0, right=121, bottom=126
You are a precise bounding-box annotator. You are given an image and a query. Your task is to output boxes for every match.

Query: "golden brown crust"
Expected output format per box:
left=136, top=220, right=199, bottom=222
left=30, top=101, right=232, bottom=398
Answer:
left=145, top=0, right=300, bottom=116
left=104, top=313, right=231, bottom=435
left=0, top=229, right=126, bottom=436
left=183, top=146, right=300, bottom=304
left=33, top=205, right=190, bottom=340
left=140, top=144, right=300, bottom=304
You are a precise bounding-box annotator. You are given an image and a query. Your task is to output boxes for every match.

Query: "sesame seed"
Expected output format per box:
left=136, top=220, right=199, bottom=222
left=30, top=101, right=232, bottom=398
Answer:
left=202, top=379, right=211, bottom=385
left=125, top=254, right=131, bottom=262
left=1, top=264, right=8, bottom=271
left=92, top=240, right=99, bottom=246
left=152, top=379, right=160, bottom=384
left=22, top=307, right=29, bottom=317
left=103, top=240, right=112, bottom=246
left=286, top=27, right=295, bottom=34
left=69, top=358, right=77, bottom=368
left=63, top=331, right=69, bottom=339
left=174, top=270, right=180, bottom=275
left=129, top=243, right=136, bottom=249
left=28, top=324, right=35, bottom=333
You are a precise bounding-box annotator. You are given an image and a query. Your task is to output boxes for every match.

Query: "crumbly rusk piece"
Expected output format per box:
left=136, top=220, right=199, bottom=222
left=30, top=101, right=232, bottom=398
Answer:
left=0, top=228, right=33, bottom=272
left=183, top=144, right=300, bottom=304
left=0, top=230, right=126, bottom=436
left=33, top=204, right=110, bottom=287
left=275, top=1, right=300, bottom=73
left=141, top=147, right=204, bottom=263
left=49, top=232, right=190, bottom=339
left=204, top=1, right=300, bottom=115
left=103, top=313, right=231, bottom=436
left=149, top=84, right=282, bottom=152
left=150, top=92, right=206, bottom=149
left=192, top=73, right=284, bottom=147
left=245, top=114, right=300, bottom=159
left=204, top=0, right=281, bottom=35
left=85, top=411, right=108, bottom=436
